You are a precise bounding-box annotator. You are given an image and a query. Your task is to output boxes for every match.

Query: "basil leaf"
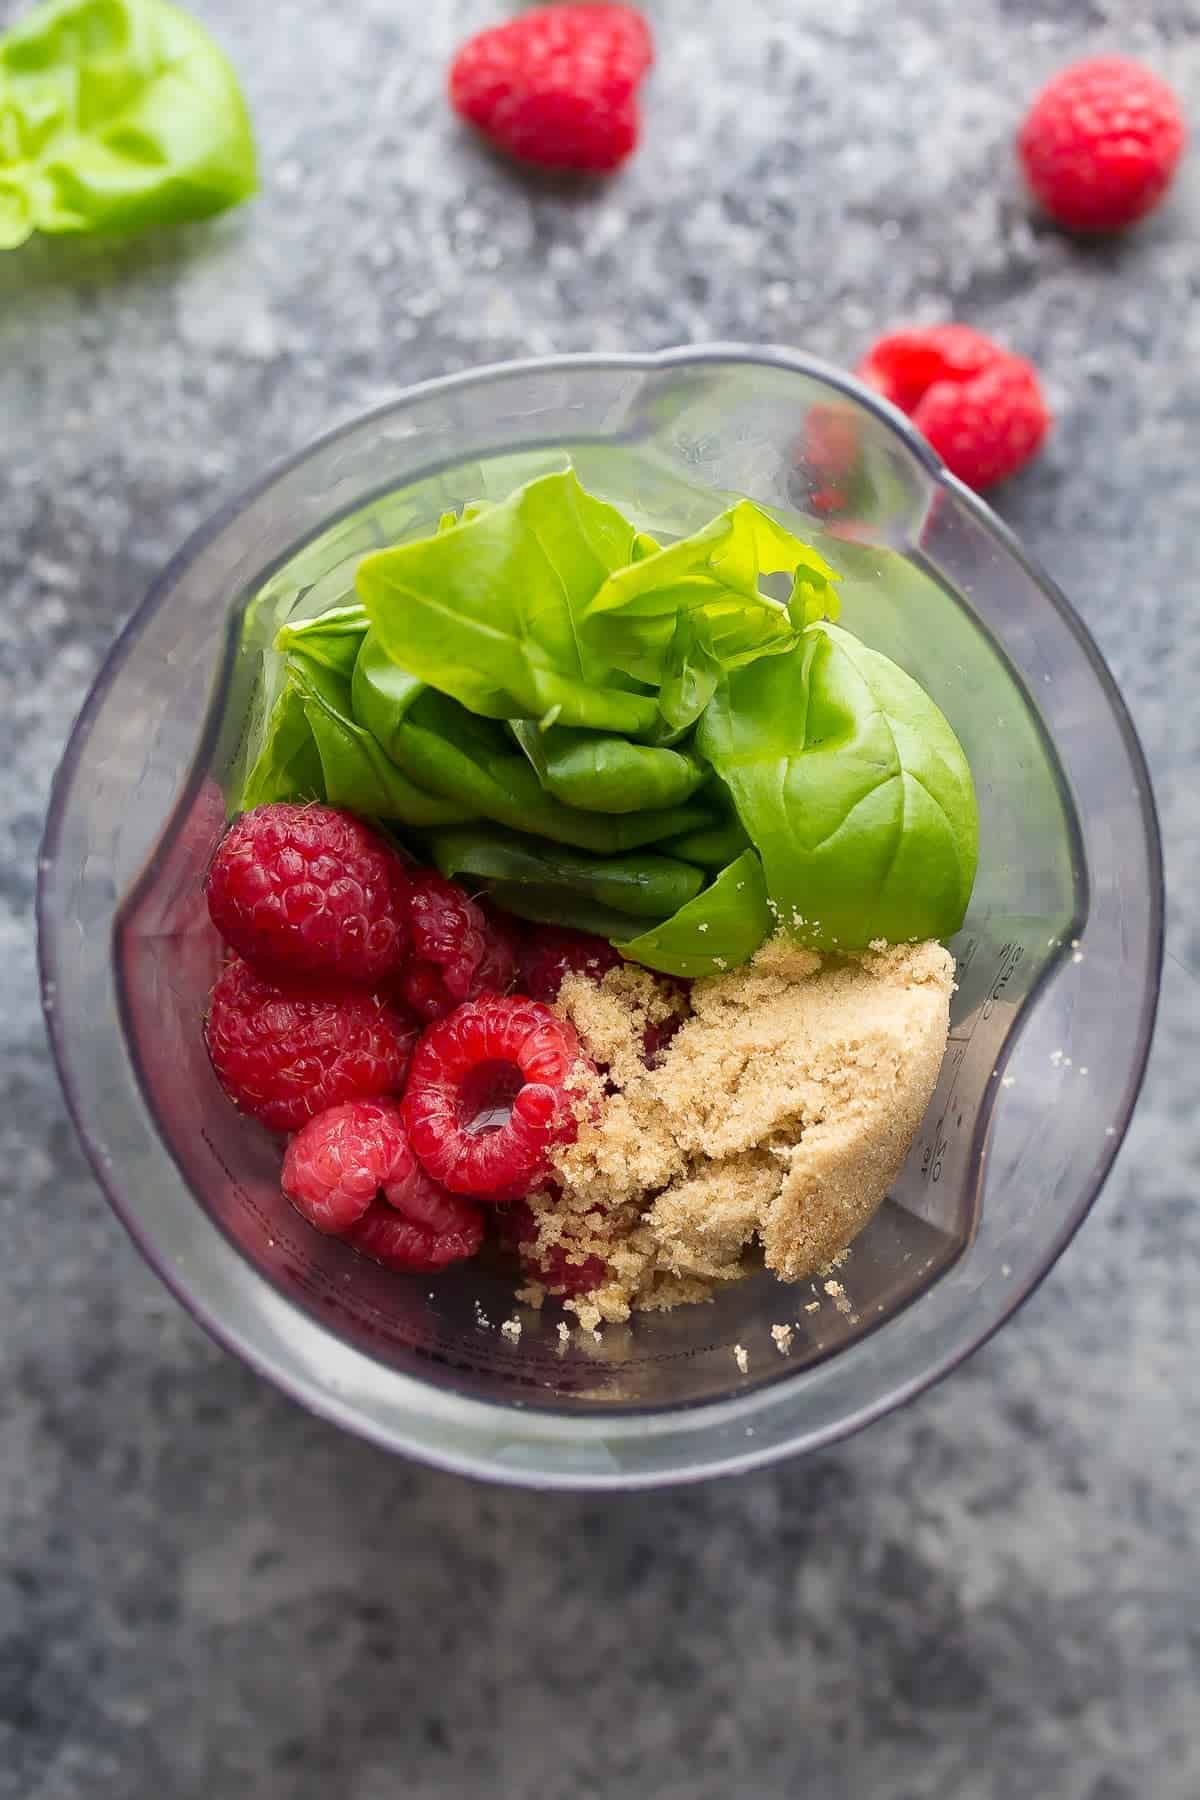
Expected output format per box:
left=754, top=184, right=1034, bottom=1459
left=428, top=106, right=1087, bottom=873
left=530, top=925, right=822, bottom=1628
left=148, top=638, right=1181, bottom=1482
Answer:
left=436, top=501, right=491, bottom=532
left=427, top=826, right=705, bottom=921
left=237, top=679, right=324, bottom=813
left=481, top=885, right=664, bottom=942
left=696, top=621, right=979, bottom=951
left=619, top=850, right=772, bottom=978
left=790, top=563, right=842, bottom=627
left=654, top=614, right=723, bottom=738
left=0, top=0, right=256, bottom=251
left=509, top=720, right=707, bottom=814
left=348, top=630, right=430, bottom=748
left=351, top=632, right=715, bottom=853
left=356, top=470, right=659, bottom=736
left=658, top=811, right=752, bottom=870
left=287, top=653, right=474, bottom=829
left=580, top=500, right=839, bottom=684
left=276, top=605, right=369, bottom=680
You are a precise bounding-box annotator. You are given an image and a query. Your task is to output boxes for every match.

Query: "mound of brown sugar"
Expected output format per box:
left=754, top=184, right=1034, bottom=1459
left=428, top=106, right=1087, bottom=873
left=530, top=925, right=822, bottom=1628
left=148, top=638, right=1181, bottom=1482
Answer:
left=521, top=937, right=954, bottom=1329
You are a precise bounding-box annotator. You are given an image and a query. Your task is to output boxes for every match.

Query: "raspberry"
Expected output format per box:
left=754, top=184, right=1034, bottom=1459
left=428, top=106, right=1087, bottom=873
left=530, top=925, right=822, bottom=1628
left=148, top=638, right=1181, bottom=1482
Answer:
left=540, top=1243, right=608, bottom=1296
left=205, top=958, right=416, bottom=1134
left=449, top=3, right=653, bottom=173
left=514, top=930, right=686, bottom=1066
left=539, top=1243, right=608, bottom=1296
left=496, top=1201, right=608, bottom=1298
left=798, top=404, right=862, bottom=516
left=1018, top=58, right=1186, bottom=234
left=402, top=994, right=596, bottom=1201
left=857, top=326, right=1050, bottom=491
left=396, top=871, right=517, bottom=1022
left=912, top=358, right=1050, bottom=492
left=206, top=802, right=411, bottom=987
left=641, top=1007, right=684, bottom=1066
left=479, top=899, right=525, bottom=971
left=282, top=1098, right=410, bottom=1235
left=281, top=1098, right=482, bottom=1269
left=515, top=925, right=622, bottom=1004
left=857, top=324, right=1002, bottom=414
left=347, top=1195, right=484, bottom=1272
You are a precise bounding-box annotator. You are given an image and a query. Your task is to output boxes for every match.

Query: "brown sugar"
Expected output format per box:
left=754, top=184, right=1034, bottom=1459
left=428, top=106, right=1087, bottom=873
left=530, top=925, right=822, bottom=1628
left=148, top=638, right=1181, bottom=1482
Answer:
left=534, top=936, right=954, bottom=1324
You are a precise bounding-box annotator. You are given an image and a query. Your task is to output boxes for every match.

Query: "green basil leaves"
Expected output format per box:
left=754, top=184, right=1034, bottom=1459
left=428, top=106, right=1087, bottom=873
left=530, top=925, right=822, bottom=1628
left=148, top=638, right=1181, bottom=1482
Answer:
left=696, top=621, right=979, bottom=951
left=236, top=470, right=977, bottom=975
left=1, top=0, right=257, bottom=251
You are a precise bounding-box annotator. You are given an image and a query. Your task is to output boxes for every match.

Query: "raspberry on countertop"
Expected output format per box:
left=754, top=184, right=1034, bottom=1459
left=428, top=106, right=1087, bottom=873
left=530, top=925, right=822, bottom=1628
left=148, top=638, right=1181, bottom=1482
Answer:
left=1019, top=57, right=1186, bottom=234
left=857, top=325, right=1050, bottom=491
left=449, top=3, right=653, bottom=172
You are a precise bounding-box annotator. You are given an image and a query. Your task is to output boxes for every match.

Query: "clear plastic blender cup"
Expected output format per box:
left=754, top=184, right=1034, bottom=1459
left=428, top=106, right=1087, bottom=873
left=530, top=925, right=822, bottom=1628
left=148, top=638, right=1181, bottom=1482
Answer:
left=37, top=347, right=1162, bottom=1488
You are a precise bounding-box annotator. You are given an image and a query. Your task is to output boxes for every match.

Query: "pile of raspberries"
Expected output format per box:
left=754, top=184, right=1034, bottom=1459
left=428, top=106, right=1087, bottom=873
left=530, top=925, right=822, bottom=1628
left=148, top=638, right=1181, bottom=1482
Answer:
left=203, top=800, right=632, bottom=1290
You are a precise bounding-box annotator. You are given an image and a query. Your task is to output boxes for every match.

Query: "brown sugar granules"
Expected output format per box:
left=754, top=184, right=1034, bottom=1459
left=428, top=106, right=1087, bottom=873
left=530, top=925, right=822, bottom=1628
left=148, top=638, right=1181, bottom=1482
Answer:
left=528, top=937, right=953, bottom=1326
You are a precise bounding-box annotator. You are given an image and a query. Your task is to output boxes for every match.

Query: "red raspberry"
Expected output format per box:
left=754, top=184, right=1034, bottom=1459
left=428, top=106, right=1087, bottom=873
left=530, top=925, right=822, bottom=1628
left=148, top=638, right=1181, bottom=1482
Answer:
left=798, top=404, right=862, bottom=516
left=206, top=803, right=411, bottom=987
left=515, top=925, right=622, bottom=1004
left=396, top=871, right=517, bottom=1022
left=402, top=994, right=596, bottom=1201
left=347, top=1195, right=484, bottom=1272
left=205, top=958, right=416, bottom=1134
left=496, top=1201, right=608, bottom=1298
left=641, top=1007, right=684, bottom=1066
left=449, top=3, right=653, bottom=173
left=1018, top=58, right=1186, bottom=234
left=515, top=930, right=686, bottom=1067
left=857, top=324, right=1002, bottom=414
left=282, top=1098, right=410, bottom=1234
left=479, top=899, right=525, bottom=970
left=912, top=358, right=1050, bottom=492
left=282, top=1098, right=482, bottom=1268
left=540, top=1244, right=608, bottom=1296
left=857, top=326, right=1050, bottom=491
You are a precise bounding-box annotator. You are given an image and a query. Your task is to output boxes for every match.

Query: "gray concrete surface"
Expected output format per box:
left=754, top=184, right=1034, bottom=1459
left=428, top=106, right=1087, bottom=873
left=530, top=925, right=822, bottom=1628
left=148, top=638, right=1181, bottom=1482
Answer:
left=3, top=2, right=1198, bottom=1795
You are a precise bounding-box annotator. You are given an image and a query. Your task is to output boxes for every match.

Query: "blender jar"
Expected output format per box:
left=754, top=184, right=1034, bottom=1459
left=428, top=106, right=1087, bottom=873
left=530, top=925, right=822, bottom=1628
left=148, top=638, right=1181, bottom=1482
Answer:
left=38, top=348, right=1162, bottom=1487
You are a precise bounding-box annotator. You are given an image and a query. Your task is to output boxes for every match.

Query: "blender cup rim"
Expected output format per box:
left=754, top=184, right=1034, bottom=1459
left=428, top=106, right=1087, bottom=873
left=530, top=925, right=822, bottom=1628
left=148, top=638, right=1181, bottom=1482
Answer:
left=37, top=345, right=1165, bottom=1489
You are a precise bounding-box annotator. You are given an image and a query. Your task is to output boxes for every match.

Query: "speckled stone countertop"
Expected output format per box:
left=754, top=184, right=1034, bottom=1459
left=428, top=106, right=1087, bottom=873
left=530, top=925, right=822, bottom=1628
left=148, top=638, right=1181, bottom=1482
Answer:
left=3, top=2, right=1199, bottom=1795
